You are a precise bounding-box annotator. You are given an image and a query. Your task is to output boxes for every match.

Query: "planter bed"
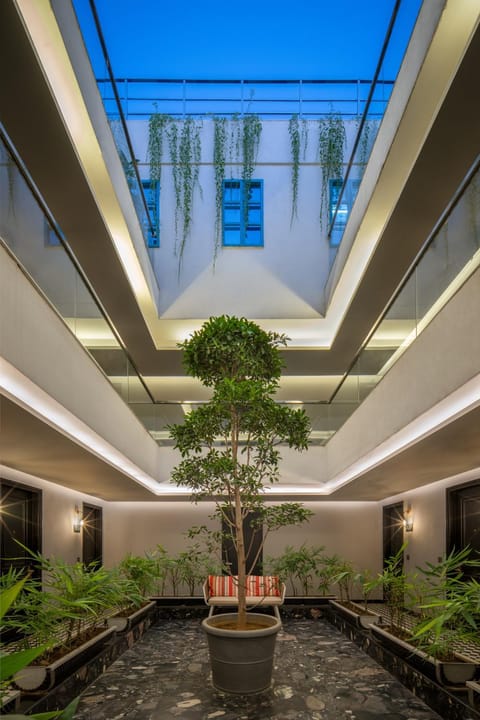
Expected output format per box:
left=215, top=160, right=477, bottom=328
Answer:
left=4, top=603, right=158, bottom=716
left=13, top=626, right=116, bottom=692
left=107, top=600, right=157, bottom=633
left=152, top=595, right=332, bottom=621
left=371, top=624, right=479, bottom=686
left=0, top=689, right=21, bottom=715
left=325, top=605, right=480, bottom=720
left=330, top=599, right=381, bottom=629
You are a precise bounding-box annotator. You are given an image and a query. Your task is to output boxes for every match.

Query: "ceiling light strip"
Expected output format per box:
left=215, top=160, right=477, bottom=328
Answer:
left=325, top=373, right=480, bottom=493
left=0, top=358, right=186, bottom=495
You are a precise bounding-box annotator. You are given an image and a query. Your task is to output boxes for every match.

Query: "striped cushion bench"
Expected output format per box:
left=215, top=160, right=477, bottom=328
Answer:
left=203, top=575, right=285, bottom=619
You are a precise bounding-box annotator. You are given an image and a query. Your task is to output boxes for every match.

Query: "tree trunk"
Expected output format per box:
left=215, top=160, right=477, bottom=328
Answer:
left=231, top=409, right=248, bottom=629
left=235, top=486, right=247, bottom=629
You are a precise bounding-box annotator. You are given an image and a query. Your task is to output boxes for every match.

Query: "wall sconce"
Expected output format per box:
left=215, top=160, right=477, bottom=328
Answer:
left=403, top=504, right=414, bottom=533
left=73, top=506, right=83, bottom=533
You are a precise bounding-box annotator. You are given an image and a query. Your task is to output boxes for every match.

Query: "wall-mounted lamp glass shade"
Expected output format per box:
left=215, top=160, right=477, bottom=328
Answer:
left=73, top=506, right=83, bottom=533
left=403, top=504, right=414, bottom=532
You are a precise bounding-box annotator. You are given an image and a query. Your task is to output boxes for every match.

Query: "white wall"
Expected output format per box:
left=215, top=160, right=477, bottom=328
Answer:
left=0, top=243, right=160, bottom=481
left=327, top=266, right=480, bottom=479
left=5, top=463, right=478, bottom=598
left=128, top=118, right=359, bottom=320
left=103, top=499, right=379, bottom=570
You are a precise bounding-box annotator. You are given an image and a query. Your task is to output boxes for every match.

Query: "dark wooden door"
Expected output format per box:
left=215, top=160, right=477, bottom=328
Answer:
left=222, top=511, right=263, bottom=576
left=447, top=481, right=480, bottom=578
left=383, top=502, right=405, bottom=567
left=0, top=480, right=41, bottom=578
left=82, top=503, right=103, bottom=567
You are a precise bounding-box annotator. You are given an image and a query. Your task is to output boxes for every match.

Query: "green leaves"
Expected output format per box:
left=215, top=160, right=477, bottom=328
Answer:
left=150, top=115, right=203, bottom=274
left=6, top=697, right=80, bottom=720
left=180, top=315, right=287, bottom=385
left=410, top=547, right=480, bottom=659
left=0, top=580, right=79, bottom=716
left=170, top=315, right=312, bottom=625
left=118, top=553, right=159, bottom=599
left=0, top=646, right=46, bottom=683
left=213, top=116, right=227, bottom=263
left=147, top=111, right=171, bottom=184
left=288, top=114, right=308, bottom=226
left=318, top=110, right=346, bottom=228
left=0, top=576, right=28, bottom=622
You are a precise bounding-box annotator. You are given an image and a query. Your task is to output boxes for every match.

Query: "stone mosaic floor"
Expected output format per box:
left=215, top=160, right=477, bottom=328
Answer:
left=75, top=618, right=444, bottom=720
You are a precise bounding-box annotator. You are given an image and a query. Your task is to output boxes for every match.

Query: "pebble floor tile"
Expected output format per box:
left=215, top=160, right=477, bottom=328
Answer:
left=74, top=618, right=444, bottom=720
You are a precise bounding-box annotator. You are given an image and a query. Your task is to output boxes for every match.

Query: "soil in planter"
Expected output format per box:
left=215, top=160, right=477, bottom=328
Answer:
left=381, top=625, right=415, bottom=642
left=212, top=618, right=274, bottom=631
left=340, top=601, right=378, bottom=616
left=36, top=625, right=108, bottom=665
left=110, top=601, right=149, bottom=620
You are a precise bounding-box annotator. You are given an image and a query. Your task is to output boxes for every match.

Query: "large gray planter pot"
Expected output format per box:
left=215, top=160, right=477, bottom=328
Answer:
left=202, top=612, right=281, bottom=694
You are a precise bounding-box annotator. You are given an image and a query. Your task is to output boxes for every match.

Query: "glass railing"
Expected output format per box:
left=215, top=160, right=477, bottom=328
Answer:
left=0, top=128, right=151, bottom=407
left=71, top=0, right=157, bottom=255
left=330, top=161, right=480, bottom=418
left=87, top=78, right=395, bottom=120
left=72, top=0, right=422, bottom=253
left=328, top=0, right=422, bottom=246
left=128, top=402, right=335, bottom=447
left=3, top=115, right=477, bottom=448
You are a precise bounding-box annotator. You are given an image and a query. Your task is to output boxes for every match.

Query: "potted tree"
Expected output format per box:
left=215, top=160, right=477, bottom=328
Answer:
left=169, top=315, right=312, bottom=694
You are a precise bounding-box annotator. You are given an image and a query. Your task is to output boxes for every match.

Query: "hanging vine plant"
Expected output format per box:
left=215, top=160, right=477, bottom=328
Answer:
left=147, top=111, right=171, bottom=184
left=356, top=116, right=379, bottom=170
left=213, top=116, right=227, bottom=263
left=288, top=114, right=309, bottom=225
left=166, top=120, right=181, bottom=245
left=147, top=112, right=205, bottom=273
left=178, top=117, right=202, bottom=268
left=212, top=114, right=261, bottom=259
left=242, top=114, right=262, bottom=187
left=318, top=110, right=346, bottom=229
left=1, top=144, right=16, bottom=218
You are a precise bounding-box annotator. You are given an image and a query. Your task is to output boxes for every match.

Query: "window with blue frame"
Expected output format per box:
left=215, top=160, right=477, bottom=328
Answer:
left=223, top=179, right=263, bottom=247
left=141, top=179, right=160, bottom=248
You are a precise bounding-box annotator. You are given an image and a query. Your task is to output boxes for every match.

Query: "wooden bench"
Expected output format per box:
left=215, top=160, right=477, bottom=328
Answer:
left=203, top=575, right=286, bottom=620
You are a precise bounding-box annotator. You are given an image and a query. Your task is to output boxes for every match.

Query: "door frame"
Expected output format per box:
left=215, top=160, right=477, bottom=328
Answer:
left=382, top=501, right=405, bottom=567
left=0, top=478, right=42, bottom=577
left=446, top=479, right=480, bottom=576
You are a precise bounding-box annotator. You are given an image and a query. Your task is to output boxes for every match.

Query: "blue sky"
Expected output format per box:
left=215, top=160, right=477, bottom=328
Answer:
left=76, top=0, right=422, bottom=80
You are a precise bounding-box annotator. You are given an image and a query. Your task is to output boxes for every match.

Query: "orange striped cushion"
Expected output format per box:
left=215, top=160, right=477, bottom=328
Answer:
left=207, top=575, right=280, bottom=597
left=208, top=575, right=237, bottom=596
left=246, top=576, right=281, bottom=597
